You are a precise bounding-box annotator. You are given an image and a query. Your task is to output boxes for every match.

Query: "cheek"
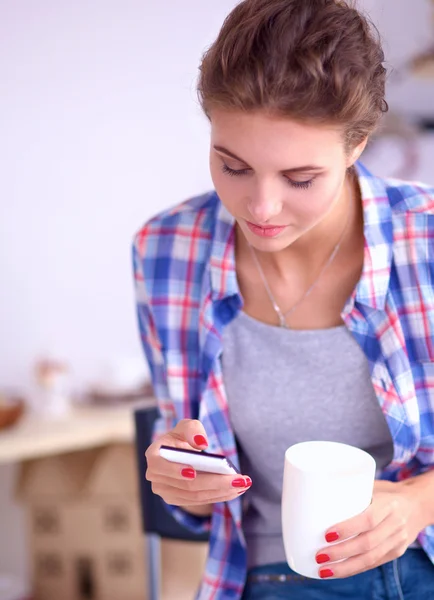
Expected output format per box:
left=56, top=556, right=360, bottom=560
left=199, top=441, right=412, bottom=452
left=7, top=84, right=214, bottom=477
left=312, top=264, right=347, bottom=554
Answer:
left=288, top=181, right=340, bottom=224
left=210, top=161, right=247, bottom=206
left=209, top=154, right=227, bottom=184
left=209, top=159, right=223, bottom=191
left=209, top=158, right=226, bottom=195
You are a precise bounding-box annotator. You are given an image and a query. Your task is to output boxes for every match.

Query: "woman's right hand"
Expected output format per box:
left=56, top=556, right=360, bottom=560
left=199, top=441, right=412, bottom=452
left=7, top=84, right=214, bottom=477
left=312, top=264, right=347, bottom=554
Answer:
left=145, top=419, right=252, bottom=512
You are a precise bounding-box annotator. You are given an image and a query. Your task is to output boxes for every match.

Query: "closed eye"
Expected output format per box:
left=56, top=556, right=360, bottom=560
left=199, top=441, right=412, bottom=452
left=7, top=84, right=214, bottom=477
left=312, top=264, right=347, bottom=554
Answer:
left=289, top=179, right=314, bottom=190
left=221, top=164, right=250, bottom=177
left=221, top=163, right=315, bottom=190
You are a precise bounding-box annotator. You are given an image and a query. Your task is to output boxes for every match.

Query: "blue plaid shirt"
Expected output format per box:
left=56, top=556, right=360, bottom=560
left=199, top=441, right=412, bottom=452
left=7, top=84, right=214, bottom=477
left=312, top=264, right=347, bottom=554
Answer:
left=133, top=163, right=434, bottom=599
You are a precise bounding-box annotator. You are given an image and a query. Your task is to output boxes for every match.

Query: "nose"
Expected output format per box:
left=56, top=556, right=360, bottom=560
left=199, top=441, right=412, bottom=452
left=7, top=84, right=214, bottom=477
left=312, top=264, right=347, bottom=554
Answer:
left=247, top=184, right=283, bottom=224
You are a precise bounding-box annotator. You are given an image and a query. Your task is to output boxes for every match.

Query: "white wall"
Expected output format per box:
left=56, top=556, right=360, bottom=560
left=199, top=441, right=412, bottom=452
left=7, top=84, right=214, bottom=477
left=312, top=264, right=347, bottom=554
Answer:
left=0, top=0, right=239, bottom=394
left=0, top=0, right=433, bottom=586
left=362, top=0, right=434, bottom=117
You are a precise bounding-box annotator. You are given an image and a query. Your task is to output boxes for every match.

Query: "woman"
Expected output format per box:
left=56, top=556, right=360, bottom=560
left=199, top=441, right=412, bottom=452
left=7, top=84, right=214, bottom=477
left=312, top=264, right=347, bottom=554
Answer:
left=133, top=1, right=434, bottom=598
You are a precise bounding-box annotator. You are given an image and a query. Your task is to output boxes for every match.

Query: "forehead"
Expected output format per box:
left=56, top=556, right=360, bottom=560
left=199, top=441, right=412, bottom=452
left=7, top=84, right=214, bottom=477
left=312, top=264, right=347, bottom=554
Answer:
left=210, top=109, right=344, bottom=167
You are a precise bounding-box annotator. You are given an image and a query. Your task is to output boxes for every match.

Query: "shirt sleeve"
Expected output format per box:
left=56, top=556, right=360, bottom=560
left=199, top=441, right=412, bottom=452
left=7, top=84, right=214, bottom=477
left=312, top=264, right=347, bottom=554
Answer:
left=132, top=238, right=212, bottom=535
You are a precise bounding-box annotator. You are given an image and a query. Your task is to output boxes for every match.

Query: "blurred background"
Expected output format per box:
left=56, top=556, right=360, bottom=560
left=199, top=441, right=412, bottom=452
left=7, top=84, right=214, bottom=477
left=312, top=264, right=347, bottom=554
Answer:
left=0, top=0, right=433, bottom=598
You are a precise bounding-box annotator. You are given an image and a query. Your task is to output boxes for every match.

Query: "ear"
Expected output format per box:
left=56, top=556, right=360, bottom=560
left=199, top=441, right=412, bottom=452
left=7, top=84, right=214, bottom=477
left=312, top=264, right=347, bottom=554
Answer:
left=346, top=137, right=368, bottom=168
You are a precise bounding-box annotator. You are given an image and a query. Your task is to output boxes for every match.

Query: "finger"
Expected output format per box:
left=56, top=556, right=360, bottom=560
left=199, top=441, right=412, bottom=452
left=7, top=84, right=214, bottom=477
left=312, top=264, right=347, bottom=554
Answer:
left=170, top=419, right=209, bottom=449
left=145, top=420, right=209, bottom=466
left=146, top=421, right=208, bottom=465
left=318, top=526, right=408, bottom=579
left=146, top=448, right=252, bottom=485
left=149, top=469, right=252, bottom=491
left=153, top=481, right=250, bottom=506
left=324, top=497, right=392, bottom=543
left=174, top=488, right=249, bottom=505
left=316, top=511, right=400, bottom=564
left=146, top=440, right=204, bottom=478
left=146, top=455, right=202, bottom=481
left=373, top=480, right=396, bottom=493
left=183, top=489, right=250, bottom=504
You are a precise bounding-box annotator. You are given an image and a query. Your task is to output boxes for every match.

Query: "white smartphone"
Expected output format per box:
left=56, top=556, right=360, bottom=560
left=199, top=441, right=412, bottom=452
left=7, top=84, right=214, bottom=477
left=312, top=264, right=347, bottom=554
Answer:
left=159, top=445, right=239, bottom=475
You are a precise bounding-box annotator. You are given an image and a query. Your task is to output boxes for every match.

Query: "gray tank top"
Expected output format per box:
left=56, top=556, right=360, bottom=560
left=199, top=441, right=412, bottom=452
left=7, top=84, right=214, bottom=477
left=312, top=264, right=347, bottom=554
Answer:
left=222, top=311, right=394, bottom=569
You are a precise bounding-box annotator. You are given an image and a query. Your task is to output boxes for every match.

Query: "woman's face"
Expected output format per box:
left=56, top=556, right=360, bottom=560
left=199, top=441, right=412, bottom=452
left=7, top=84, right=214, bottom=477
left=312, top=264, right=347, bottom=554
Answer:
left=209, top=110, right=364, bottom=253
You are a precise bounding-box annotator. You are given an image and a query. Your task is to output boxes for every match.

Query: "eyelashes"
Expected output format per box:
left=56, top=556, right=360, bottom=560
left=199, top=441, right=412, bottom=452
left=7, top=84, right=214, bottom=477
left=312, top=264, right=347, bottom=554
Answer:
left=221, top=163, right=314, bottom=190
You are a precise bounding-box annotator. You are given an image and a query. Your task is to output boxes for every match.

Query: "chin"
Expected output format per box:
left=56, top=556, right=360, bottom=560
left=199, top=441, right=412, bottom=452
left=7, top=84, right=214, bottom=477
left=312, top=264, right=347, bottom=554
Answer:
left=243, top=228, right=300, bottom=253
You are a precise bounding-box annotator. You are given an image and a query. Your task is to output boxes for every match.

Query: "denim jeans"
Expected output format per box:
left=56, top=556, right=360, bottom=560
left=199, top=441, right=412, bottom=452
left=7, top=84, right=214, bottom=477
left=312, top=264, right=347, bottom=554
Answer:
left=241, top=549, right=434, bottom=599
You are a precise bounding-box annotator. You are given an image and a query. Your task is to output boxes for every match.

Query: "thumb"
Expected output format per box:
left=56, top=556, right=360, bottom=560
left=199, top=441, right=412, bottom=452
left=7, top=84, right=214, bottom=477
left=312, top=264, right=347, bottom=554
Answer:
left=171, top=419, right=209, bottom=450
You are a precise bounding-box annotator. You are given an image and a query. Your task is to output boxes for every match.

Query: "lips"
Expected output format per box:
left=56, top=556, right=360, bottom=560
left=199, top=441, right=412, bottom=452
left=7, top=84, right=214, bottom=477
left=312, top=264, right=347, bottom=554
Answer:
left=245, top=220, right=288, bottom=238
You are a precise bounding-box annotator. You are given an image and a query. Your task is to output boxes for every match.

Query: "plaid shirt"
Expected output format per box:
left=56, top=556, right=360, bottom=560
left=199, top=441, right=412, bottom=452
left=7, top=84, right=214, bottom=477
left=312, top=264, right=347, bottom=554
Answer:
left=133, top=163, right=434, bottom=600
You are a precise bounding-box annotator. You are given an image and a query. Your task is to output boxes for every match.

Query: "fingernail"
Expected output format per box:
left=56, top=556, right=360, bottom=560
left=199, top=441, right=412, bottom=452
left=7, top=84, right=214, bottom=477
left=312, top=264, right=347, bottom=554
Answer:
left=181, top=468, right=196, bottom=479
left=245, top=476, right=252, bottom=487
left=316, top=554, right=330, bottom=564
left=325, top=532, right=339, bottom=543
left=232, top=478, right=248, bottom=488
left=194, top=435, right=208, bottom=447
left=319, top=568, right=334, bottom=579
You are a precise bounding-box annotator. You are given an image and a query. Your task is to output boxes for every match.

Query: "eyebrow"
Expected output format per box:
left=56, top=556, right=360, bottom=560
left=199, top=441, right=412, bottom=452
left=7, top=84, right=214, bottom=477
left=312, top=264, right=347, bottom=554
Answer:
left=213, top=145, right=324, bottom=174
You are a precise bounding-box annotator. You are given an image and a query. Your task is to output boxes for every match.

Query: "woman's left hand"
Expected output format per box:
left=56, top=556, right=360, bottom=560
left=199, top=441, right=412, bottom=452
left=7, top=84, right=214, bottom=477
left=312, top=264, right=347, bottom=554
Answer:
left=315, top=479, right=427, bottom=579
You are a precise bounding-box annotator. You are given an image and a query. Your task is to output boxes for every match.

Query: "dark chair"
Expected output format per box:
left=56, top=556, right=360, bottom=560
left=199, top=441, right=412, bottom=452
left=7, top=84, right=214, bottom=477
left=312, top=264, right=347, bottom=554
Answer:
left=134, top=406, right=209, bottom=600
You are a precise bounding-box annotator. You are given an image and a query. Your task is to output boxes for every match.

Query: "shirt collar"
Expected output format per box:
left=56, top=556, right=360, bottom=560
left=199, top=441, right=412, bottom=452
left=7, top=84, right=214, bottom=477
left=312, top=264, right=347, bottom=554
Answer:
left=209, top=196, right=239, bottom=302
left=209, top=162, right=394, bottom=312
left=346, top=162, right=393, bottom=314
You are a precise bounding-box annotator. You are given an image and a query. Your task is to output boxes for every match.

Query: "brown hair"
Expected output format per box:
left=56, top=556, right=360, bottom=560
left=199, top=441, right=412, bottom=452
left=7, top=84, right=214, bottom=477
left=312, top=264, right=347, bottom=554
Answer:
left=198, top=0, right=388, bottom=149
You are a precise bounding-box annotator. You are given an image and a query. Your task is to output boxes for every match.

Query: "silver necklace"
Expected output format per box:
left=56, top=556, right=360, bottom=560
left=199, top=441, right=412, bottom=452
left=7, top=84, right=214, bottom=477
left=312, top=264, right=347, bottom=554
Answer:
left=248, top=183, right=352, bottom=328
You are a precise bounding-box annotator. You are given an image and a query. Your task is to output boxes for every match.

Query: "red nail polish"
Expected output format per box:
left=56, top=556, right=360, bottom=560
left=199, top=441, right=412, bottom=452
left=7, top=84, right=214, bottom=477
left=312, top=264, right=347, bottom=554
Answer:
left=245, top=476, right=252, bottom=487
left=194, top=434, right=208, bottom=447
left=181, top=468, right=196, bottom=479
left=320, top=568, right=334, bottom=579
left=325, top=532, right=339, bottom=543
left=316, top=554, right=330, bottom=564
left=232, top=478, right=248, bottom=488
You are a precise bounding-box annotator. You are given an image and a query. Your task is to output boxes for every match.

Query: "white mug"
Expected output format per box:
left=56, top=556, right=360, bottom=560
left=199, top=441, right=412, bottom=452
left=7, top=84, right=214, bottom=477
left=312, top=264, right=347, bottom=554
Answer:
left=282, top=441, right=376, bottom=579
